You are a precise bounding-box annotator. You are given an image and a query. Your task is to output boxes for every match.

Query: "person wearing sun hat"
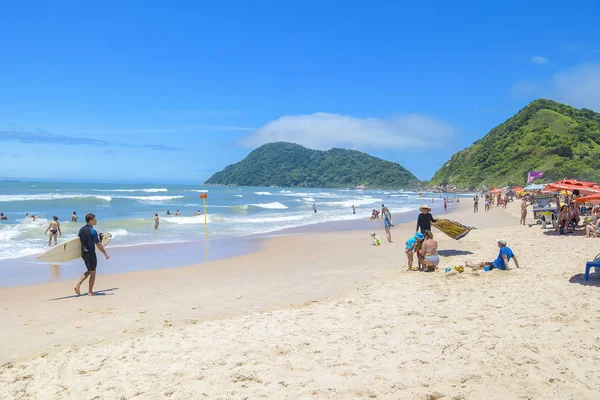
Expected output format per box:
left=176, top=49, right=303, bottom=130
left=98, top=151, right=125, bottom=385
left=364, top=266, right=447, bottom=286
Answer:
left=416, top=204, right=436, bottom=235
left=465, top=238, right=520, bottom=271
left=405, top=232, right=425, bottom=271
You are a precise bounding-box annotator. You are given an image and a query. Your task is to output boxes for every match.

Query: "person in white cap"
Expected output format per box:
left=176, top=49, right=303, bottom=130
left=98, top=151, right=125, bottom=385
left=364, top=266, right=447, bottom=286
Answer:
left=465, top=239, right=520, bottom=271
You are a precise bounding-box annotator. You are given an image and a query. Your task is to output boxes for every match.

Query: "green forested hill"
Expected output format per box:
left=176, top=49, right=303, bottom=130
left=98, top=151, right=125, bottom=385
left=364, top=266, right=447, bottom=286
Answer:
left=429, top=99, right=600, bottom=190
left=205, top=142, right=420, bottom=188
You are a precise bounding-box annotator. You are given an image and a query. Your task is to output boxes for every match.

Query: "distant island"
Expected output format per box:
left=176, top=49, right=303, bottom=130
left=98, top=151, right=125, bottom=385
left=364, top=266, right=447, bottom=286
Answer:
left=429, top=99, right=600, bottom=190
left=204, top=142, right=420, bottom=189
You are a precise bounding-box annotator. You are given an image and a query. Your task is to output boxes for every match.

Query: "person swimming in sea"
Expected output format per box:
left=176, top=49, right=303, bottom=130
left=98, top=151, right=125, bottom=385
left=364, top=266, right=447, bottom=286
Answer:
left=0, top=213, right=7, bottom=220
left=166, top=210, right=171, bottom=216
left=72, top=211, right=78, bottom=222
left=45, top=216, right=62, bottom=246
left=175, top=209, right=180, bottom=216
left=194, top=210, right=202, bottom=216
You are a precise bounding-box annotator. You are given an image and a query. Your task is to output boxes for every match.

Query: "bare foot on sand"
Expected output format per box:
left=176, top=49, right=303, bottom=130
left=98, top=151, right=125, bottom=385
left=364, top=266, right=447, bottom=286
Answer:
left=74, top=286, right=80, bottom=295
left=87, top=292, right=95, bottom=296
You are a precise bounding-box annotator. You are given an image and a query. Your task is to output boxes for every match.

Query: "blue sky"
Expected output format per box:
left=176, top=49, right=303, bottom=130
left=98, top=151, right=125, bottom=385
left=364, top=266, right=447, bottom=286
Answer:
left=1, top=1, right=599, bottom=184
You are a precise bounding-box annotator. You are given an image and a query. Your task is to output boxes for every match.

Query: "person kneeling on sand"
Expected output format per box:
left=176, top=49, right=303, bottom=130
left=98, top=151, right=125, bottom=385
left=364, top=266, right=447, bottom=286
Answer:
left=405, top=232, right=425, bottom=271
left=419, top=230, right=439, bottom=271
left=466, top=239, right=520, bottom=271
left=371, top=232, right=381, bottom=246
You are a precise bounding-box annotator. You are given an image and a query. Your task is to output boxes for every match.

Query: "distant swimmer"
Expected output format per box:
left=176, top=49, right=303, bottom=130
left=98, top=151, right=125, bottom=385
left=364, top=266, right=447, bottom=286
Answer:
left=74, top=213, right=110, bottom=296
left=194, top=210, right=202, bottom=216
left=0, top=213, right=7, bottom=220
left=26, top=213, right=38, bottom=221
left=352, top=204, right=356, bottom=215
left=45, top=216, right=62, bottom=246
left=166, top=210, right=171, bottom=216
left=72, top=211, right=78, bottom=222
left=154, top=213, right=160, bottom=230
left=312, top=204, right=317, bottom=213
left=175, top=209, right=180, bottom=216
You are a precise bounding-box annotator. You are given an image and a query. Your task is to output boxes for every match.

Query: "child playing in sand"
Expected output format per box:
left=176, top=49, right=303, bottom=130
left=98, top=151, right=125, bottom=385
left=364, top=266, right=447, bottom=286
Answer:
left=405, top=232, right=424, bottom=271
left=371, top=232, right=381, bottom=246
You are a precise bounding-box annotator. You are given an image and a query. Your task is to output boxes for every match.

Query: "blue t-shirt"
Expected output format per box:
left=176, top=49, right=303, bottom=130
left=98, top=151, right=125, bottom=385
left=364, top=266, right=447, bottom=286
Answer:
left=406, top=236, right=417, bottom=250
left=493, top=246, right=514, bottom=270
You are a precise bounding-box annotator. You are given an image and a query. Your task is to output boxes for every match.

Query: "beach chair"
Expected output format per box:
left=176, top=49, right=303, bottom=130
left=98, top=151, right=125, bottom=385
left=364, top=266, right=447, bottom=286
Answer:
left=585, top=253, right=600, bottom=281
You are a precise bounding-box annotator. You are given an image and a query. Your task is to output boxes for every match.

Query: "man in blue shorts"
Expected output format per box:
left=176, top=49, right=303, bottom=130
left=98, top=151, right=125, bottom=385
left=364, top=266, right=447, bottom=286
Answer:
left=466, top=239, right=520, bottom=271
left=74, top=213, right=110, bottom=296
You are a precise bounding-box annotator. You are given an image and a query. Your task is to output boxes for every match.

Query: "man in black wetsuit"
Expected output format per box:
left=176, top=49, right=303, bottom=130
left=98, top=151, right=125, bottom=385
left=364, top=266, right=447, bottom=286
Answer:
left=74, top=213, right=110, bottom=296
left=416, top=205, right=436, bottom=234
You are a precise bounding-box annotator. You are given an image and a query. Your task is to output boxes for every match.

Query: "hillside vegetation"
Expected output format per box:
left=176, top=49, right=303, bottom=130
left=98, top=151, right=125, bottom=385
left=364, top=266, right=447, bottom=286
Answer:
left=429, top=99, right=600, bottom=190
left=205, top=142, right=420, bottom=188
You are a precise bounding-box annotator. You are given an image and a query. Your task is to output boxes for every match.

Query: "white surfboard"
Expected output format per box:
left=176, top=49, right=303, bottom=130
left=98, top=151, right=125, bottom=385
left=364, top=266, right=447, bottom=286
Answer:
left=36, top=233, right=112, bottom=263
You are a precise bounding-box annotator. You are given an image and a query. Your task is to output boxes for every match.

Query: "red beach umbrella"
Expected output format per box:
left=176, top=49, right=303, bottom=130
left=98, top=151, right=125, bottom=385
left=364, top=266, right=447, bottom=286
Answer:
left=575, top=193, right=600, bottom=203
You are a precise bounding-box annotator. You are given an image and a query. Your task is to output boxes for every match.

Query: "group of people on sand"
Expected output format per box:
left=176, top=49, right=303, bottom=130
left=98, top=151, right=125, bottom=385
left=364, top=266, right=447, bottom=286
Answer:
left=373, top=202, right=520, bottom=274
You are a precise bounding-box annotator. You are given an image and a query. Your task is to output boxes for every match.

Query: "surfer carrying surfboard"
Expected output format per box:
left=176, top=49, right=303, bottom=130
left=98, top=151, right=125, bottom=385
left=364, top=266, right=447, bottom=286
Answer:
left=74, top=213, right=110, bottom=296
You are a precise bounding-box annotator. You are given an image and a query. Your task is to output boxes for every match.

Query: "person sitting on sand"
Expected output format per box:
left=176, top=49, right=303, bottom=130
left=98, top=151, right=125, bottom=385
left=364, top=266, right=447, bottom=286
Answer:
left=0, top=213, right=7, bottom=220
left=465, top=239, right=520, bottom=271
left=419, top=230, right=439, bottom=271
left=153, top=213, right=159, bottom=230
left=405, top=232, right=425, bottom=271
left=72, top=211, right=78, bottom=222
left=370, top=232, right=381, bottom=246
left=194, top=210, right=202, bottom=216
left=555, top=205, right=570, bottom=234
left=44, top=216, right=62, bottom=246
left=570, top=202, right=580, bottom=227
left=584, top=217, right=600, bottom=237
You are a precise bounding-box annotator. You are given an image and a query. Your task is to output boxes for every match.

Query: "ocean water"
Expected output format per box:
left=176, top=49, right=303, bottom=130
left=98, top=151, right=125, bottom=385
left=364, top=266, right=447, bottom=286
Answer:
left=0, top=181, right=468, bottom=261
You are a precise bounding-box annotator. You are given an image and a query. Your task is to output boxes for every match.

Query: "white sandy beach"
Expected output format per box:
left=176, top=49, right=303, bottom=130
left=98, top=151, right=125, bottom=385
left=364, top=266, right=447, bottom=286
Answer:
left=1, top=201, right=600, bottom=399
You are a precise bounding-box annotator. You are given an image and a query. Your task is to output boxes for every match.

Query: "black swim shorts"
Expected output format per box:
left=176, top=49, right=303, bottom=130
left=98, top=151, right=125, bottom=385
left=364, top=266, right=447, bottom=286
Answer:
left=82, top=252, right=98, bottom=271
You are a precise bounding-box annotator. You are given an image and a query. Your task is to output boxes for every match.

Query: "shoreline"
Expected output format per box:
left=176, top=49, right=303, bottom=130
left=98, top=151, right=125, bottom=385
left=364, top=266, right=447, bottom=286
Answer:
left=0, top=201, right=451, bottom=288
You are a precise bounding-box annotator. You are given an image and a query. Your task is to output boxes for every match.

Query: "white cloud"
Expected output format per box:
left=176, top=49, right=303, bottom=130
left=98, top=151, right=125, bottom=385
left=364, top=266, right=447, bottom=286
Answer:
left=240, top=113, right=456, bottom=150
left=531, top=55, right=549, bottom=65
left=510, top=81, right=547, bottom=98
left=553, top=64, right=600, bottom=110
left=511, top=63, right=600, bottom=111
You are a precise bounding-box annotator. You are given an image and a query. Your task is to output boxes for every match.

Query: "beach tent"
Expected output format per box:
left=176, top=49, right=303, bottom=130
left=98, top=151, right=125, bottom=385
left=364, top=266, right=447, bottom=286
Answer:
left=524, top=183, right=546, bottom=191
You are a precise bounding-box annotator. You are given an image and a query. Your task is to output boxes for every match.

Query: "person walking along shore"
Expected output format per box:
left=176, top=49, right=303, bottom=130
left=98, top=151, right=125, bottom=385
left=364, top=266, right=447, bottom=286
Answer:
left=74, top=213, right=110, bottom=296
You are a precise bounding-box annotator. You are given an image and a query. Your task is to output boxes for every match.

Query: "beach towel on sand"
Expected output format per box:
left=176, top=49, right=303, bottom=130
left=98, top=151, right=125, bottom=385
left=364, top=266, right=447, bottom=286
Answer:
left=432, top=219, right=474, bottom=240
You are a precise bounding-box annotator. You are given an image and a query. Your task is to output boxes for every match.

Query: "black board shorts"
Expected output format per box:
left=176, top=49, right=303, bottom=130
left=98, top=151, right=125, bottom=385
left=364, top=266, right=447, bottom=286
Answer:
left=82, top=252, right=98, bottom=271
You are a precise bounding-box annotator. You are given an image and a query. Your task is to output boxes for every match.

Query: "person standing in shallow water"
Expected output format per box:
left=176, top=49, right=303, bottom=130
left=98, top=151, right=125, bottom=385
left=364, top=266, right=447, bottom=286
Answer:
left=312, top=204, right=317, bottom=213
left=352, top=205, right=356, bottom=215
left=44, top=216, right=62, bottom=246
left=74, top=213, right=109, bottom=296
left=154, top=213, right=160, bottom=229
